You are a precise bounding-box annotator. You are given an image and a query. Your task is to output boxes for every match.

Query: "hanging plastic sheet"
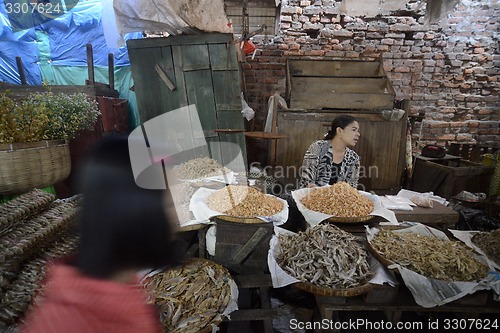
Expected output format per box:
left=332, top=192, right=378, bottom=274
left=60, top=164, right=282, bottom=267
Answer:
left=113, top=0, right=232, bottom=37
left=0, top=1, right=41, bottom=84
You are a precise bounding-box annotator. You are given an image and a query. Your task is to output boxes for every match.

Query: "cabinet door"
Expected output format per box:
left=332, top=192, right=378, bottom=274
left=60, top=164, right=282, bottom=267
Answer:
left=127, top=34, right=247, bottom=166
left=276, top=110, right=406, bottom=192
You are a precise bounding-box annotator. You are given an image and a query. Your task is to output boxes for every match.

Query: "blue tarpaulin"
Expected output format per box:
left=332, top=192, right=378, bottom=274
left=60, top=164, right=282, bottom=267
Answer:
left=0, top=0, right=142, bottom=128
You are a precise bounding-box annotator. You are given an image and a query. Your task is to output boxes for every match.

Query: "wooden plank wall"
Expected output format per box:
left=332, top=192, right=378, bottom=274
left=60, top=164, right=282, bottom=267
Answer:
left=275, top=110, right=407, bottom=192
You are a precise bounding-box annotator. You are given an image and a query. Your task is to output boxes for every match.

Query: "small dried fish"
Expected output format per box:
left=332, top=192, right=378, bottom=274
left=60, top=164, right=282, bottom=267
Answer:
left=471, top=228, right=500, bottom=265
left=276, top=224, right=372, bottom=289
left=371, top=230, right=489, bottom=281
left=143, top=259, right=234, bottom=333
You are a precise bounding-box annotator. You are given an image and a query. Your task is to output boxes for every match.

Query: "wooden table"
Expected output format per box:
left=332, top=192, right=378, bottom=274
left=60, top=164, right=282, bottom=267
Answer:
left=314, top=284, right=500, bottom=326
left=393, top=201, right=459, bottom=228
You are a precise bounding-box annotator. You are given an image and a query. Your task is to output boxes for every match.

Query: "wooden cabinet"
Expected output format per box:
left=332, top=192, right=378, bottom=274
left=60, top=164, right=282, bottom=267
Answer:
left=127, top=34, right=247, bottom=164
left=276, top=59, right=406, bottom=192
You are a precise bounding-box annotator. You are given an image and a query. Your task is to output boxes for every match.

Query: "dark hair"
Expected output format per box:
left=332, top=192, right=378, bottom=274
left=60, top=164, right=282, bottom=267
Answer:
left=324, top=115, right=358, bottom=140
left=74, top=135, right=177, bottom=279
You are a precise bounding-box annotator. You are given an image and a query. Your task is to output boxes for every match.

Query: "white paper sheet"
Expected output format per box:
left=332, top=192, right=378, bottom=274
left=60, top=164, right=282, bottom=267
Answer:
left=268, top=226, right=397, bottom=288
left=397, top=189, right=449, bottom=206
left=291, top=187, right=398, bottom=227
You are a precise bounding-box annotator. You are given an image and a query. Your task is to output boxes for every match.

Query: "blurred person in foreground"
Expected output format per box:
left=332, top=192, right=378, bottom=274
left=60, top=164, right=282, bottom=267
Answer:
left=21, top=135, right=179, bottom=333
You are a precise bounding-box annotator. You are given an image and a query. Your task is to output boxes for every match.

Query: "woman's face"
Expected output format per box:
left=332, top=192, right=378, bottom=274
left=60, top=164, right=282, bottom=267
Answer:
left=339, top=121, right=360, bottom=147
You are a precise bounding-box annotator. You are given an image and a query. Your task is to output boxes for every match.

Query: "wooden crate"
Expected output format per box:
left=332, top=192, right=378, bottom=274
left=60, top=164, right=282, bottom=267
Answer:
left=286, top=58, right=395, bottom=110
left=211, top=218, right=273, bottom=274
left=411, top=156, right=495, bottom=199
left=276, top=58, right=404, bottom=192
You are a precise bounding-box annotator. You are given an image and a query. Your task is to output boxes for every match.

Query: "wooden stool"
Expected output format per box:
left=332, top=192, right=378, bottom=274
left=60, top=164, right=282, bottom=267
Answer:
left=207, top=218, right=275, bottom=333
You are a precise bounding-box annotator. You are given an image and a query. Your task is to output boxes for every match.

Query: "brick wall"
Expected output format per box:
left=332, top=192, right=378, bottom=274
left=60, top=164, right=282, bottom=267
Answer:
left=242, top=0, right=499, bottom=154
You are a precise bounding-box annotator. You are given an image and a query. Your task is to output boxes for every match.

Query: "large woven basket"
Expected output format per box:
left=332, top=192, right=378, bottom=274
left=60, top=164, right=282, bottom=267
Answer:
left=0, top=140, right=71, bottom=195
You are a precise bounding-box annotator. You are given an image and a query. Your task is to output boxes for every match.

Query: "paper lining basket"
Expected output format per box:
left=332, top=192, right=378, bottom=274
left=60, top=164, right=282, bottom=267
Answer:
left=0, top=140, right=71, bottom=195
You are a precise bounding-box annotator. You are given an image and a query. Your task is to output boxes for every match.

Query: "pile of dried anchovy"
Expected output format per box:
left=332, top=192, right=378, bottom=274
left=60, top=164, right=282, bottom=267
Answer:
left=301, top=182, right=374, bottom=217
left=276, top=224, right=372, bottom=289
left=175, top=157, right=231, bottom=180
left=371, top=230, right=489, bottom=281
left=143, top=259, right=233, bottom=333
left=0, top=195, right=81, bottom=331
left=207, top=185, right=283, bottom=218
left=472, top=228, right=500, bottom=265
left=0, top=189, right=55, bottom=235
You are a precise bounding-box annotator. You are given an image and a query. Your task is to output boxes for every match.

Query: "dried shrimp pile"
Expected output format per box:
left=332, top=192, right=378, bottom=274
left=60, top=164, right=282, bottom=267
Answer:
left=175, top=157, right=231, bottom=180
left=370, top=230, right=489, bottom=281
left=207, top=185, right=283, bottom=218
left=143, top=259, right=233, bottom=333
left=301, top=182, right=373, bottom=217
left=276, top=224, right=372, bottom=289
left=472, top=228, right=500, bottom=265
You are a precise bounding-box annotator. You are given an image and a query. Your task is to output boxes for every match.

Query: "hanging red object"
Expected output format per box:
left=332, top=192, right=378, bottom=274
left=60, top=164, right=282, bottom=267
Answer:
left=243, top=40, right=256, bottom=55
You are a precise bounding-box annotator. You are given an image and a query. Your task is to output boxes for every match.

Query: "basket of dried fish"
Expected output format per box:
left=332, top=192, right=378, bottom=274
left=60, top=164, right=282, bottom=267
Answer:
left=192, top=185, right=288, bottom=224
left=273, top=224, right=373, bottom=297
left=142, top=258, right=237, bottom=333
left=471, top=228, right=500, bottom=266
left=368, top=229, right=490, bottom=281
left=292, top=182, right=376, bottom=225
left=173, top=157, right=234, bottom=187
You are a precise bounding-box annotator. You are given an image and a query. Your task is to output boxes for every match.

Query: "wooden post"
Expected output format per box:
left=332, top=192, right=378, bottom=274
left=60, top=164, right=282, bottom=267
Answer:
left=108, top=53, right=114, bottom=90
left=86, top=44, right=95, bottom=85
left=15, top=56, right=27, bottom=85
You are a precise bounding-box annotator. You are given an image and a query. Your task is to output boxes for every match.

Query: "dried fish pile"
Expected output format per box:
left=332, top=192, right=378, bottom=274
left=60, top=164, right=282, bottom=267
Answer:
left=472, top=228, right=500, bottom=265
left=0, top=201, right=81, bottom=272
left=175, top=157, right=231, bottom=180
left=0, top=189, right=55, bottom=234
left=207, top=185, right=283, bottom=218
left=275, top=224, right=372, bottom=289
left=301, top=182, right=374, bottom=217
left=371, top=230, right=489, bottom=281
left=0, top=234, right=80, bottom=330
left=143, top=259, right=233, bottom=333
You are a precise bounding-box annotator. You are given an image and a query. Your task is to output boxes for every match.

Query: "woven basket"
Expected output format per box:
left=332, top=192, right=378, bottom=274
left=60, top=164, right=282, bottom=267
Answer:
left=324, top=215, right=374, bottom=224
left=294, top=280, right=373, bottom=297
left=215, top=214, right=267, bottom=224
left=0, top=140, right=71, bottom=195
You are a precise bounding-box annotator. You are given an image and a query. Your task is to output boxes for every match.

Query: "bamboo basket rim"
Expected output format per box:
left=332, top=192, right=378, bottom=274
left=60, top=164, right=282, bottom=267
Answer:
left=366, top=240, right=398, bottom=272
left=323, top=215, right=374, bottom=224
left=0, top=139, right=67, bottom=151
left=214, top=214, right=269, bottom=224
left=294, top=280, right=373, bottom=297
left=0, top=140, right=71, bottom=195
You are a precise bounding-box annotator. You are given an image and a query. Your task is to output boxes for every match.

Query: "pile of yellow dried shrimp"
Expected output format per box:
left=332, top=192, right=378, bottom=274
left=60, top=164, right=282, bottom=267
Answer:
left=207, top=185, right=283, bottom=218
